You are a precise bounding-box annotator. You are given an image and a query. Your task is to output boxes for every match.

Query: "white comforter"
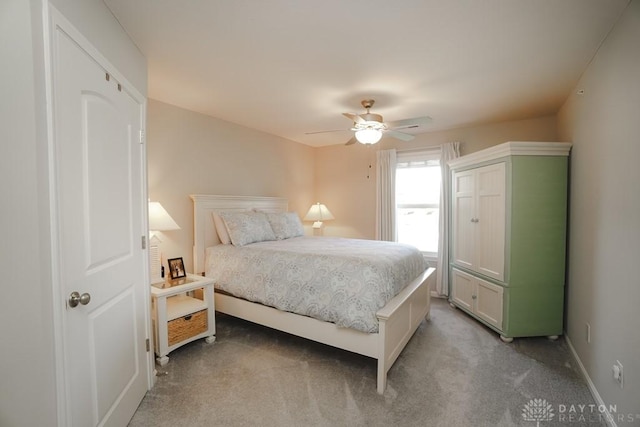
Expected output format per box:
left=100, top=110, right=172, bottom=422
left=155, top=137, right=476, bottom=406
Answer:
left=205, top=236, right=426, bottom=333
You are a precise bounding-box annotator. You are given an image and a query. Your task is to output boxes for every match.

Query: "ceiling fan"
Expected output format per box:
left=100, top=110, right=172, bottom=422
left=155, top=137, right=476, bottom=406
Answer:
left=306, top=99, right=432, bottom=145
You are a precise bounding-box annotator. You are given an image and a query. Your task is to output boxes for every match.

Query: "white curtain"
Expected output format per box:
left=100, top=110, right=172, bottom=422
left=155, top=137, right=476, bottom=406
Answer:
left=376, top=149, right=397, bottom=241
left=436, top=142, right=460, bottom=295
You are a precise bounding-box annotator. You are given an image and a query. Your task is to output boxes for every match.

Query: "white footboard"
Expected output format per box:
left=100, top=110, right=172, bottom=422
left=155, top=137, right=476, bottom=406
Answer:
left=375, top=267, right=434, bottom=394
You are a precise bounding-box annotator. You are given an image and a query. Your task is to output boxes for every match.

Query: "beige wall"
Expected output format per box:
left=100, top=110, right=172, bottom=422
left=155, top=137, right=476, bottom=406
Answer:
left=147, top=99, right=316, bottom=273
left=558, top=0, right=639, bottom=416
left=1, top=1, right=57, bottom=425
left=315, top=115, right=558, bottom=239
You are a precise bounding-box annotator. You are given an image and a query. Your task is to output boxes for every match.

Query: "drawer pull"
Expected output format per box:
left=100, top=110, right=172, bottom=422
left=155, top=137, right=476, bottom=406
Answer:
left=184, top=315, right=192, bottom=321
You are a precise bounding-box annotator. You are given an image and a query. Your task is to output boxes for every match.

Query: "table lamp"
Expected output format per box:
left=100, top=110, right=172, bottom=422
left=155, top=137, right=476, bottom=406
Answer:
left=304, top=202, right=334, bottom=235
left=148, top=201, right=180, bottom=284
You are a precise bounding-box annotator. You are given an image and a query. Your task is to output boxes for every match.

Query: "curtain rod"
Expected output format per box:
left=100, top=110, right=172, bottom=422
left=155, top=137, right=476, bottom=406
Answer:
left=395, top=146, right=442, bottom=154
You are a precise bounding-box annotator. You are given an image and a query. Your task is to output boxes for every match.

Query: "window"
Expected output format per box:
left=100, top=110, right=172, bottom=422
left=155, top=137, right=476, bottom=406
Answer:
left=395, top=150, right=441, bottom=257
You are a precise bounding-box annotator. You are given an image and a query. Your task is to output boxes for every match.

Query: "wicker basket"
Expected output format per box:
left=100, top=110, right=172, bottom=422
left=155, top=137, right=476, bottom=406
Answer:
left=168, top=309, right=208, bottom=346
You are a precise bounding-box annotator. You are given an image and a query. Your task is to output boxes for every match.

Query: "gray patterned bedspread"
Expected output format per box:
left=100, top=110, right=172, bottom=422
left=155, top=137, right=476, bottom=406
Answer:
left=205, top=236, right=427, bottom=333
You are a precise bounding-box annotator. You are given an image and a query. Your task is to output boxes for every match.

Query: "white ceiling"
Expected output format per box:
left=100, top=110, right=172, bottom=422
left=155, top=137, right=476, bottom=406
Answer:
left=104, top=0, right=629, bottom=147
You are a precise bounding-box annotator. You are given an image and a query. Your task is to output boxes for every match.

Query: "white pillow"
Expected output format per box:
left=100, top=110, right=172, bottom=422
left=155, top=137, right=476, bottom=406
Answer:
left=219, top=211, right=276, bottom=246
left=266, top=212, right=304, bottom=240
left=211, top=211, right=231, bottom=245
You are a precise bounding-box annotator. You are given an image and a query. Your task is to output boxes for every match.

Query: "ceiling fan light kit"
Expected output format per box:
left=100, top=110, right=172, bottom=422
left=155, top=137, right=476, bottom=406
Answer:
left=305, top=99, right=431, bottom=146
left=355, top=128, right=383, bottom=144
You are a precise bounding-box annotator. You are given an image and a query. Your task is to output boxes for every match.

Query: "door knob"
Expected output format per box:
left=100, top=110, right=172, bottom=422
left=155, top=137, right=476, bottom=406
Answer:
left=69, top=291, right=91, bottom=308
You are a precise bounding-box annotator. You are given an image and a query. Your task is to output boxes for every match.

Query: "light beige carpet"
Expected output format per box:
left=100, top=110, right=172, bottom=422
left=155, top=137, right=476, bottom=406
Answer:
left=129, top=298, right=603, bottom=426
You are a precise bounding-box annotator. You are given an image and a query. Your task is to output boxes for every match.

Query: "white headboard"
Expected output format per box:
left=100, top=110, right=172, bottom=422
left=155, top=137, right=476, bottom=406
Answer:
left=190, top=194, right=289, bottom=275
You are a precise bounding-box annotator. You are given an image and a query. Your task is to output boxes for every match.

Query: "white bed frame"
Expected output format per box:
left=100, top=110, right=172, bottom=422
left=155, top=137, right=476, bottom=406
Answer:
left=191, top=194, right=434, bottom=394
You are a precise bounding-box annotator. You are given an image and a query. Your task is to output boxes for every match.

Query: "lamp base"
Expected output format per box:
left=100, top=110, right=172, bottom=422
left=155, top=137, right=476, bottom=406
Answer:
left=312, top=221, right=323, bottom=229
left=150, top=245, right=164, bottom=284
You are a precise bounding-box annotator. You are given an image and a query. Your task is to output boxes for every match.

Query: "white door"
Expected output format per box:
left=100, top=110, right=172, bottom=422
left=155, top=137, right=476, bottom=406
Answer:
left=53, top=24, right=148, bottom=426
left=475, top=163, right=506, bottom=281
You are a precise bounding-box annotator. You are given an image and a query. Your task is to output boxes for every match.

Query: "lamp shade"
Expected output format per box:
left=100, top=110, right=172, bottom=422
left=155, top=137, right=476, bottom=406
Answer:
left=355, top=128, right=382, bottom=144
left=148, top=202, right=180, bottom=231
left=304, top=203, right=335, bottom=222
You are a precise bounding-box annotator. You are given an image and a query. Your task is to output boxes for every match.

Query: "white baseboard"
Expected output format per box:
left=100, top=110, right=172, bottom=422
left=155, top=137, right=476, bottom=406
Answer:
left=565, top=335, right=617, bottom=427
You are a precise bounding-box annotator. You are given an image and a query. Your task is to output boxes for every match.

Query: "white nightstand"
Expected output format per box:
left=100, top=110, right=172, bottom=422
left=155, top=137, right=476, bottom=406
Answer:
left=151, top=274, right=215, bottom=366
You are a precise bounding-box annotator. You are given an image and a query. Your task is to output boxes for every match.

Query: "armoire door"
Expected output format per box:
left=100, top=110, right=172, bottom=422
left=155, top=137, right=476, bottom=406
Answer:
left=474, top=277, right=504, bottom=329
left=452, top=169, right=475, bottom=270
left=451, top=268, right=474, bottom=312
left=452, top=162, right=505, bottom=280
left=52, top=17, right=148, bottom=427
left=474, top=163, right=506, bottom=281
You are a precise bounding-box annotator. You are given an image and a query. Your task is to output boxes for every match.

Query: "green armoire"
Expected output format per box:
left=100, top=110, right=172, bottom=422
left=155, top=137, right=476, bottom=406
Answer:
left=448, top=141, right=571, bottom=341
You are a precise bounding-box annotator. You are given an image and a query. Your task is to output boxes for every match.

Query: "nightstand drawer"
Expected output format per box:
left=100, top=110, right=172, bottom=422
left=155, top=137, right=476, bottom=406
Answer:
left=168, top=309, right=208, bottom=346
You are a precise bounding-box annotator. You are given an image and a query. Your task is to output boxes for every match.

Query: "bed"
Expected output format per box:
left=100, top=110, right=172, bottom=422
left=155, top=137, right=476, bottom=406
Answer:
left=191, top=194, right=435, bottom=394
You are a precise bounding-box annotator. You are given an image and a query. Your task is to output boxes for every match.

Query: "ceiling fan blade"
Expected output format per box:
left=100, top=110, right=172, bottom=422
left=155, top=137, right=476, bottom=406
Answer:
left=385, top=130, right=415, bottom=141
left=305, top=129, right=348, bottom=135
left=344, top=136, right=357, bottom=146
left=343, top=112, right=365, bottom=124
left=386, top=116, right=432, bottom=130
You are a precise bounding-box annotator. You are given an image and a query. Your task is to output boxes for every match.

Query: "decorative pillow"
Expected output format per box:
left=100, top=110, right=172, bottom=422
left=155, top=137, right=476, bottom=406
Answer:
left=211, top=211, right=231, bottom=244
left=219, top=211, right=276, bottom=246
left=266, top=212, right=304, bottom=240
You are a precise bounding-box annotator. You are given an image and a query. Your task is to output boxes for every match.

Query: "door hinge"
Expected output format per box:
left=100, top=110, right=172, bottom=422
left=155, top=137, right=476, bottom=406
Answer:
left=139, top=130, right=145, bottom=144
left=141, top=235, right=147, bottom=249
left=146, top=338, right=150, bottom=352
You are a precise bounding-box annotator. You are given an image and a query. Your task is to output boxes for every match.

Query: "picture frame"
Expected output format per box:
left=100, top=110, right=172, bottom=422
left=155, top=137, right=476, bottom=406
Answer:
left=167, top=257, right=186, bottom=280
